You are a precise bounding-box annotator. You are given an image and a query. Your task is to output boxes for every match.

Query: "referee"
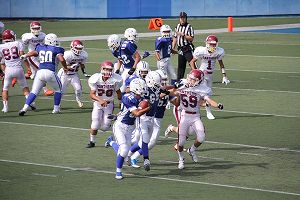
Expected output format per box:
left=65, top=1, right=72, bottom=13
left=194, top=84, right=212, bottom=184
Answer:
left=172, top=11, right=195, bottom=80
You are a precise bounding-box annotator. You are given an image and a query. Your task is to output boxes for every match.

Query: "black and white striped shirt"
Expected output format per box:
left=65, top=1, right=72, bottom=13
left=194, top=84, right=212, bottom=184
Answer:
left=174, top=23, right=194, bottom=47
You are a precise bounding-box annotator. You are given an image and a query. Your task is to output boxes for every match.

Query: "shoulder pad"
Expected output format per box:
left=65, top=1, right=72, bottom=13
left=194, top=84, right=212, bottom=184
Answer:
left=88, top=73, right=101, bottom=84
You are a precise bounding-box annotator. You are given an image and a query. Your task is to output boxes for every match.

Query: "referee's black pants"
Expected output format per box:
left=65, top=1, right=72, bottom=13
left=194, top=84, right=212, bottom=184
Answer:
left=177, top=50, right=193, bottom=80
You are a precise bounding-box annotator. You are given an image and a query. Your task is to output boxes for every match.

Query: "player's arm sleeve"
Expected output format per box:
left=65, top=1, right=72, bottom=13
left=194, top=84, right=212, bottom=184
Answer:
left=193, top=47, right=201, bottom=58
left=88, top=74, right=98, bottom=90
left=218, top=48, right=225, bottom=60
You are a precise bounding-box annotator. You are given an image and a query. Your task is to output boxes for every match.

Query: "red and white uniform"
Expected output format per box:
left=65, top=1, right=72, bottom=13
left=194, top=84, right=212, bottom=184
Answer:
left=193, top=46, right=225, bottom=88
left=57, top=50, right=88, bottom=102
left=21, top=32, right=46, bottom=76
left=177, top=81, right=212, bottom=147
left=88, top=72, right=122, bottom=131
left=0, top=41, right=28, bottom=90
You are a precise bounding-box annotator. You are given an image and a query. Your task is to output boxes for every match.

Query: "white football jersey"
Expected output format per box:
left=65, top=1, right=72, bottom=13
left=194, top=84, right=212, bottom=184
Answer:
left=88, top=73, right=123, bottom=102
left=64, top=50, right=88, bottom=74
left=0, top=41, right=24, bottom=68
left=193, top=46, right=225, bottom=74
left=21, top=32, right=46, bottom=51
left=178, top=80, right=211, bottom=113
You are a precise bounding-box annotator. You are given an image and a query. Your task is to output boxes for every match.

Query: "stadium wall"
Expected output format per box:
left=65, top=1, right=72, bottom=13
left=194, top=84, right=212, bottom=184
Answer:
left=0, top=0, right=300, bottom=18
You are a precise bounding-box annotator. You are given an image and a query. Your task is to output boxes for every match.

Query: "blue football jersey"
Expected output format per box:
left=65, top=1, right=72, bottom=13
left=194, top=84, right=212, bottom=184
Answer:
left=125, top=74, right=138, bottom=87
left=155, top=37, right=172, bottom=59
left=112, top=40, right=137, bottom=69
left=155, top=95, right=176, bottom=118
left=36, top=44, right=64, bottom=72
left=118, top=92, right=140, bottom=125
left=143, top=87, right=160, bottom=117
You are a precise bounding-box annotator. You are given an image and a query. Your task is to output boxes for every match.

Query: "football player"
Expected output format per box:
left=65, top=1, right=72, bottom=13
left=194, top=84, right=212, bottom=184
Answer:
left=155, top=24, right=177, bottom=85
left=190, top=35, right=230, bottom=119
left=57, top=40, right=90, bottom=108
left=21, top=21, right=54, bottom=96
left=86, top=61, right=122, bottom=148
left=0, top=29, right=35, bottom=113
left=19, top=33, right=68, bottom=116
left=173, top=69, right=224, bottom=169
left=107, top=29, right=141, bottom=94
left=127, top=70, right=162, bottom=171
left=104, top=78, right=150, bottom=179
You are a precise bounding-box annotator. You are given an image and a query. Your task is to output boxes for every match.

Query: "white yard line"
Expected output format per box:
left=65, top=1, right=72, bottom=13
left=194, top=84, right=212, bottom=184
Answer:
left=32, top=173, right=58, bottom=178
left=0, top=159, right=299, bottom=196
left=1, top=121, right=299, bottom=153
left=212, top=86, right=300, bottom=94
left=237, top=152, right=263, bottom=156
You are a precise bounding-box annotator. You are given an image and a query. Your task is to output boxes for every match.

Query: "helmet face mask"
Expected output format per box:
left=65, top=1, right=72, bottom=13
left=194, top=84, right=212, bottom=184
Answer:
left=71, top=40, right=84, bottom=56
left=107, top=34, right=121, bottom=52
left=187, top=69, right=204, bottom=87
left=160, top=25, right=172, bottom=38
left=100, top=61, right=114, bottom=78
left=136, top=61, right=150, bottom=79
left=124, top=28, right=138, bottom=43
left=30, top=21, right=42, bottom=36
left=205, top=35, right=218, bottom=53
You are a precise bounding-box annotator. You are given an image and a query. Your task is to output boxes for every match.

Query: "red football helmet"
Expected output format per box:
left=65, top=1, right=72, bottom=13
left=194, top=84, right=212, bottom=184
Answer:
left=2, top=29, right=16, bottom=43
left=101, top=60, right=114, bottom=78
left=70, top=40, right=84, bottom=56
left=187, top=69, right=204, bottom=87
left=205, top=35, right=218, bottom=53
left=30, top=21, right=42, bottom=35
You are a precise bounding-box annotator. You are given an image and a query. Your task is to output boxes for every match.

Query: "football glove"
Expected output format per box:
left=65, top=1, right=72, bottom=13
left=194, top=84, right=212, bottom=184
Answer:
left=222, top=77, right=230, bottom=85
left=20, top=55, right=27, bottom=60
left=217, top=103, right=224, bottom=110
left=128, top=68, right=136, bottom=75
left=115, top=69, right=120, bottom=74
left=142, top=51, right=150, bottom=59
left=83, top=73, right=91, bottom=78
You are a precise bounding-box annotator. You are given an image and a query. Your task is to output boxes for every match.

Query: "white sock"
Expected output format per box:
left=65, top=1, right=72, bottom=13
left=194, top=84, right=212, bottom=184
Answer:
left=22, top=104, right=29, bottom=111
left=54, top=105, right=60, bottom=111
left=3, top=101, right=8, bottom=107
left=177, top=151, right=184, bottom=161
left=90, top=135, right=96, bottom=143
left=205, top=105, right=212, bottom=114
left=190, top=144, right=197, bottom=152
left=131, top=151, right=141, bottom=160
left=116, top=168, right=122, bottom=173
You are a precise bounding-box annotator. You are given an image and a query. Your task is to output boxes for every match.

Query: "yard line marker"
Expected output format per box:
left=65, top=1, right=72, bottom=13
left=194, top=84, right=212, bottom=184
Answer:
left=0, top=179, right=11, bottom=182
left=32, top=173, right=58, bottom=178
left=1, top=121, right=299, bottom=153
left=237, top=152, right=263, bottom=156
left=1, top=159, right=299, bottom=196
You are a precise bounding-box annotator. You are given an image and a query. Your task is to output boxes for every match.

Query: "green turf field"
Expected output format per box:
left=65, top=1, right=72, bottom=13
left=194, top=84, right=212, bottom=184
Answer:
left=1, top=17, right=300, bottom=200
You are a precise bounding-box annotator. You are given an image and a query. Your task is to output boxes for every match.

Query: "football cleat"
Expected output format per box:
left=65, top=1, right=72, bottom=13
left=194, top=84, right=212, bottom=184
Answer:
left=44, top=90, right=54, bottom=96
left=77, top=100, right=83, bottom=108
left=187, top=148, right=198, bottom=163
left=104, top=135, right=113, bottom=148
left=143, top=159, right=151, bottom=171
left=11, top=78, right=17, bottom=87
left=29, top=103, right=36, bottom=111
left=164, top=124, right=173, bottom=138
left=178, top=159, right=185, bottom=169
left=19, top=109, right=26, bottom=116
left=131, top=159, right=140, bottom=168
left=52, top=109, right=60, bottom=114
left=206, top=112, right=215, bottom=120
left=2, top=107, right=8, bottom=113
left=115, top=172, right=123, bottom=180
left=86, top=141, right=95, bottom=148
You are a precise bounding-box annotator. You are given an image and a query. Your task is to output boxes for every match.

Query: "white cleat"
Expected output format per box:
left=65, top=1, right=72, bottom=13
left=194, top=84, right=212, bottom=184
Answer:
left=115, top=172, right=123, bottom=180
left=2, top=107, right=8, bottom=113
left=187, top=148, right=198, bottom=163
left=164, top=124, right=173, bottom=138
left=178, top=159, right=185, bottom=169
left=77, top=100, right=83, bottom=108
left=206, top=112, right=215, bottom=120
left=52, top=109, right=61, bottom=114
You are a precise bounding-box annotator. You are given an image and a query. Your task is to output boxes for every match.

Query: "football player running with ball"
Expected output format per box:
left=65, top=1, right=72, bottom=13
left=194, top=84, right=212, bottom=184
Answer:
left=86, top=61, right=123, bottom=148
left=190, top=35, right=230, bottom=120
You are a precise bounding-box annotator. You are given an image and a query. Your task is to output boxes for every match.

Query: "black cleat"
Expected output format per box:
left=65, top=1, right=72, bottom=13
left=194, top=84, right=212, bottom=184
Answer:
left=19, top=110, right=26, bottom=116
left=29, top=104, right=36, bottom=111
left=86, top=141, right=95, bottom=148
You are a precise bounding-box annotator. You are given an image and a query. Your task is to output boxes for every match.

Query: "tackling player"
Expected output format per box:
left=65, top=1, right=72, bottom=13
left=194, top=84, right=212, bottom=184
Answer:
left=19, top=33, right=68, bottom=116
left=86, top=61, right=122, bottom=148
left=190, top=35, right=230, bottom=119
left=57, top=40, right=90, bottom=108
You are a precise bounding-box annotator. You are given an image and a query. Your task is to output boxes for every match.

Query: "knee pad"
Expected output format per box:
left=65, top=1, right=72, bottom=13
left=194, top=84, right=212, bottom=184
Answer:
left=91, top=119, right=100, bottom=130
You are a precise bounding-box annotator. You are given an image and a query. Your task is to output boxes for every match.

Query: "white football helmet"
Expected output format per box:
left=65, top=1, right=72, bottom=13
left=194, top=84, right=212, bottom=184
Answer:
left=130, top=78, right=147, bottom=97
left=124, top=28, right=138, bottom=42
left=145, top=71, right=161, bottom=90
left=45, top=33, right=59, bottom=46
left=30, top=21, right=42, bottom=36
left=107, top=34, right=121, bottom=51
left=160, top=24, right=172, bottom=38
left=136, top=61, right=150, bottom=79
left=156, top=69, right=168, bottom=86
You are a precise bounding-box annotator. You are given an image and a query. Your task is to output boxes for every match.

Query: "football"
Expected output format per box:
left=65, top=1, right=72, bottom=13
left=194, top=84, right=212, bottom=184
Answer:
left=162, top=85, right=175, bottom=90
left=138, top=100, right=149, bottom=109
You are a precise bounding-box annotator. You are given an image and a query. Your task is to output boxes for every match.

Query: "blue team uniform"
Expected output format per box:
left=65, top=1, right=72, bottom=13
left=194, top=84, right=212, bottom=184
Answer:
left=143, top=87, right=160, bottom=117
left=112, top=40, right=137, bottom=69
left=36, top=44, right=64, bottom=72
left=155, top=95, right=176, bottom=118
left=118, top=92, right=140, bottom=125
left=155, top=37, right=172, bottom=59
left=124, top=74, right=138, bottom=88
